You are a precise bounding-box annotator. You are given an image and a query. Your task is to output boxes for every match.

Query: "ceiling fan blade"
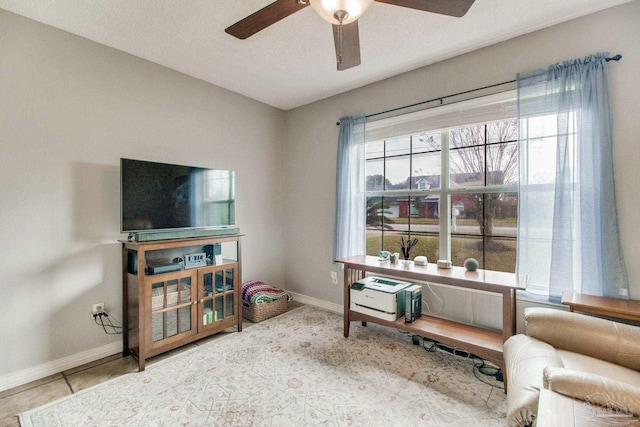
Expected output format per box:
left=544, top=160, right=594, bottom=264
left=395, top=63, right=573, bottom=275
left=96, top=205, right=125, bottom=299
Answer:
left=375, top=0, right=475, bottom=17
left=225, top=0, right=309, bottom=39
left=332, top=21, right=361, bottom=71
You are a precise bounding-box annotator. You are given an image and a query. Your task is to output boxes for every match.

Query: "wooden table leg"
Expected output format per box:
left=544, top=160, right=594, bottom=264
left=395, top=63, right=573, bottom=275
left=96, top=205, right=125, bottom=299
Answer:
left=343, top=266, right=350, bottom=337
left=502, top=288, right=516, bottom=342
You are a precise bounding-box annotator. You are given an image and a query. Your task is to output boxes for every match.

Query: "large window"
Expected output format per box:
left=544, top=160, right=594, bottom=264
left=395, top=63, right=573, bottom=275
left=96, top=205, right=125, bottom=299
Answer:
left=365, top=116, right=519, bottom=272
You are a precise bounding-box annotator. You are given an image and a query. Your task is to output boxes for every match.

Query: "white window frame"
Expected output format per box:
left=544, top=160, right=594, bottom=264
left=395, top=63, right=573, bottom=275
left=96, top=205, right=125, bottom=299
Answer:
left=365, top=90, right=518, bottom=266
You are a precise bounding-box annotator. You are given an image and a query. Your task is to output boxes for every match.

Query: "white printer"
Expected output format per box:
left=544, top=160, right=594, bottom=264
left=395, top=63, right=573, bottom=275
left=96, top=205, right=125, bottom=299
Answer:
left=350, top=276, right=412, bottom=321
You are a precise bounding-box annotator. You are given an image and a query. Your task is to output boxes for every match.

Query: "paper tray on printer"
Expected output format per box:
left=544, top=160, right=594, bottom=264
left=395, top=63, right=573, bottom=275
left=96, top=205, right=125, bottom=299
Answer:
left=350, top=302, right=401, bottom=322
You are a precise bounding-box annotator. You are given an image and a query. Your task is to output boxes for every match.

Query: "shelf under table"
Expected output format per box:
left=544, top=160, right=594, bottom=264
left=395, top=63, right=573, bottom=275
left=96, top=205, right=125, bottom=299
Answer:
left=349, top=309, right=504, bottom=368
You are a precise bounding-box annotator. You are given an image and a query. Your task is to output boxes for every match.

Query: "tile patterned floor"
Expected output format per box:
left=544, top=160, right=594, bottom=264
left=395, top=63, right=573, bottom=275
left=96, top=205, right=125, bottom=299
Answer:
left=0, top=302, right=303, bottom=427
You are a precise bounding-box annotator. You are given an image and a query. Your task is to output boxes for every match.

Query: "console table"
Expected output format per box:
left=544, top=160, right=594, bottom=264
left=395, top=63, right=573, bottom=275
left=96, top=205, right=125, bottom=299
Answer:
left=337, top=255, right=527, bottom=368
left=561, top=291, right=640, bottom=323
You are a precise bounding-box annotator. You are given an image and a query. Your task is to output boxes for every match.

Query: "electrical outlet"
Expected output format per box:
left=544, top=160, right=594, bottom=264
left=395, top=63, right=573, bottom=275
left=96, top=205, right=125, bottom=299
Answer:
left=92, top=302, right=105, bottom=316
left=330, top=271, right=338, bottom=285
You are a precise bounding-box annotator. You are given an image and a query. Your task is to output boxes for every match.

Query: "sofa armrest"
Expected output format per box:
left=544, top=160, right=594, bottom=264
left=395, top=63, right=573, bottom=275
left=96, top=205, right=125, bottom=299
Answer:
left=525, top=307, right=640, bottom=371
left=504, top=334, right=563, bottom=427
left=543, top=367, right=640, bottom=418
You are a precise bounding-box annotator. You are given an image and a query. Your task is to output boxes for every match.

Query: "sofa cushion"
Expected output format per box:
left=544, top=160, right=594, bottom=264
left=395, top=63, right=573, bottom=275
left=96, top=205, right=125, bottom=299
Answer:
left=556, top=350, right=640, bottom=388
left=504, top=334, right=564, bottom=427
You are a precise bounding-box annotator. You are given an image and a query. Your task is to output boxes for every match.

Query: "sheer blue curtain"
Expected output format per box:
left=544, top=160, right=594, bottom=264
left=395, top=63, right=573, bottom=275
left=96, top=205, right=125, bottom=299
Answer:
left=334, top=115, right=366, bottom=261
left=517, top=53, right=629, bottom=299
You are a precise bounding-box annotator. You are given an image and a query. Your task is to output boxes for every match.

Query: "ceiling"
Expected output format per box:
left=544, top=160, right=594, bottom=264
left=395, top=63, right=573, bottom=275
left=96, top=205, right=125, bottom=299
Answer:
left=0, top=0, right=632, bottom=110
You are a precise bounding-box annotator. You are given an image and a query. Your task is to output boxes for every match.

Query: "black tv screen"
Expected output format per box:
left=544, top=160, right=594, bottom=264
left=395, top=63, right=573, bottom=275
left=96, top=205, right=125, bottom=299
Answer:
left=120, top=158, right=235, bottom=233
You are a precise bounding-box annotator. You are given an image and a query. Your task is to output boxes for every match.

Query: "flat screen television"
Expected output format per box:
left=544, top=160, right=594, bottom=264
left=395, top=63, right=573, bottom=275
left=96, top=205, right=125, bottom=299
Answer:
left=120, top=158, right=235, bottom=234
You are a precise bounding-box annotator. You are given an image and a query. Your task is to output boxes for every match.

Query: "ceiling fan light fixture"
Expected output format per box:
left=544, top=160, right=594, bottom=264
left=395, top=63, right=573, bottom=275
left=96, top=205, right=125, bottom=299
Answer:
left=308, top=0, right=374, bottom=25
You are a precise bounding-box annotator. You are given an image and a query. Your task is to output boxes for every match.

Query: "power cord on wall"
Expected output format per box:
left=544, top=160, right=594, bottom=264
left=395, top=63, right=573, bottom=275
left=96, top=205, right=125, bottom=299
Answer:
left=93, top=312, right=123, bottom=335
left=422, top=283, right=445, bottom=315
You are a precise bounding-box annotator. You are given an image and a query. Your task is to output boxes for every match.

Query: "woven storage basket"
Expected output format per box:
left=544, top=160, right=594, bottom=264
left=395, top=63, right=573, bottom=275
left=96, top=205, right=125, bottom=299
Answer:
left=242, top=297, right=288, bottom=323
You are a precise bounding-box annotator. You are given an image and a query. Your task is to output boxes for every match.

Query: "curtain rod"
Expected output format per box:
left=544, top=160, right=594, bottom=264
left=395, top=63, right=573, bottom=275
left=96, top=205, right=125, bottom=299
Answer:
left=336, top=54, right=622, bottom=126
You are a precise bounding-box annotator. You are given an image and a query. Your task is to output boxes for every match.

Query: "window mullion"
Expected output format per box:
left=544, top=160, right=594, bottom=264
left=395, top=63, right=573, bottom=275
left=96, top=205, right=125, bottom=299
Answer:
left=483, top=125, right=488, bottom=269
left=408, top=135, right=413, bottom=237
left=381, top=140, right=387, bottom=246
left=440, top=130, right=451, bottom=261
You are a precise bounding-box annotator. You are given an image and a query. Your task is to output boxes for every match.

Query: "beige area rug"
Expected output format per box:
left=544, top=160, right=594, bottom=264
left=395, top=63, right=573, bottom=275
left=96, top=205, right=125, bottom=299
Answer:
left=20, top=305, right=506, bottom=426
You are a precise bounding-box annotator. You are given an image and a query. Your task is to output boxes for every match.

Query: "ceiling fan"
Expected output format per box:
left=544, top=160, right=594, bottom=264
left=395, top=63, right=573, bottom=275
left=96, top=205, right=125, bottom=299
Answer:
left=225, top=0, right=476, bottom=71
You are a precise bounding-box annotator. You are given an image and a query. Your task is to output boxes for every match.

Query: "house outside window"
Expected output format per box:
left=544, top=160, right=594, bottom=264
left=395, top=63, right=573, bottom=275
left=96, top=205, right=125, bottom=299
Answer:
left=364, top=93, right=519, bottom=272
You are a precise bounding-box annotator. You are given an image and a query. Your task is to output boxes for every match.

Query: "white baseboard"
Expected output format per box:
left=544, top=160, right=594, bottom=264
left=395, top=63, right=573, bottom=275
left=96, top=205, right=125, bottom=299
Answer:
left=0, top=341, right=122, bottom=392
left=288, top=291, right=342, bottom=314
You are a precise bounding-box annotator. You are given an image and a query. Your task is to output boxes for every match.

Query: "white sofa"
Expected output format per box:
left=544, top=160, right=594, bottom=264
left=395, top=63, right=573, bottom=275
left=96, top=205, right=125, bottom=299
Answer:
left=503, top=307, right=640, bottom=426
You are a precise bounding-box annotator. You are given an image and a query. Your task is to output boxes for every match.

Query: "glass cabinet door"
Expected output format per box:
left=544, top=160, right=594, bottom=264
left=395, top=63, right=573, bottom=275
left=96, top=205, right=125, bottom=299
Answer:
left=150, top=273, right=196, bottom=344
left=198, top=265, right=237, bottom=329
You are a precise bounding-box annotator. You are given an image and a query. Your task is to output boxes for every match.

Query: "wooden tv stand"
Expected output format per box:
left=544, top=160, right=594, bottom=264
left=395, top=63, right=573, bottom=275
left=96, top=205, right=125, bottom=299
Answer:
left=337, top=255, right=527, bottom=368
left=121, top=234, right=242, bottom=371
